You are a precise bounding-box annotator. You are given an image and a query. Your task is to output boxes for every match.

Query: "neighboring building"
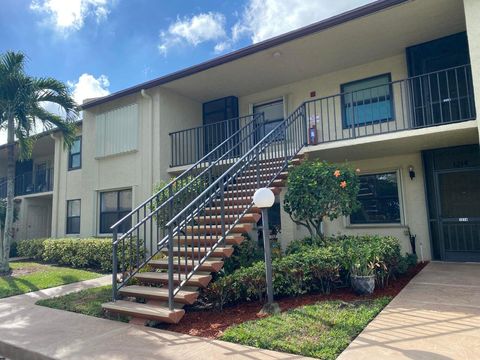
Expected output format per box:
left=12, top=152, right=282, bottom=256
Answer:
left=2, top=0, right=480, bottom=266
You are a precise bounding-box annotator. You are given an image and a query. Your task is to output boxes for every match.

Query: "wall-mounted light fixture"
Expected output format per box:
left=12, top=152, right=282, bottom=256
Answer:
left=408, top=165, right=416, bottom=180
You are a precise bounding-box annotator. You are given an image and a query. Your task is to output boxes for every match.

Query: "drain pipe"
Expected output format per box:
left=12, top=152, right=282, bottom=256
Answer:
left=141, top=89, right=154, bottom=191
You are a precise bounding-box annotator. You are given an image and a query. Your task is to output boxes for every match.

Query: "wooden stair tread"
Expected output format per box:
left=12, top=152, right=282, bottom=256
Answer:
left=160, top=245, right=234, bottom=257
left=135, top=271, right=212, bottom=287
left=204, top=205, right=260, bottom=214
left=149, top=258, right=224, bottom=272
left=174, top=234, right=244, bottom=245
left=223, top=187, right=280, bottom=196
left=185, top=223, right=253, bottom=234
left=119, top=285, right=198, bottom=305
left=195, top=213, right=261, bottom=224
left=102, top=300, right=185, bottom=324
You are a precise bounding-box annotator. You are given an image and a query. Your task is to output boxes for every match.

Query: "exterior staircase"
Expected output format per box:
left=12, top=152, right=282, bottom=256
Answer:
left=102, top=105, right=307, bottom=325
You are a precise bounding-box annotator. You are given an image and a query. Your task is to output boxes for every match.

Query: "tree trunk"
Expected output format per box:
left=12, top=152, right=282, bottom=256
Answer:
left=0, top=115, right=15, bottom=274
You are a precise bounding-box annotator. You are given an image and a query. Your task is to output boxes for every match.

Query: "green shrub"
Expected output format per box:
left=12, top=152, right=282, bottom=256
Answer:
left=285, top=236, right=325, bottom=255
left=204, top=234, right=413, bottom=308
left=17, top=238, right=46, bottom=260
left=222, top=234, right=264, bottom=275
left=16, top=237, right=141, bottom=273
left=284, top=161, right=360, bottom=238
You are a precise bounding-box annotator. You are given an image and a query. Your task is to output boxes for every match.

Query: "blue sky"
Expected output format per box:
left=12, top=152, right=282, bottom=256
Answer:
left=0, top=0, right=370, bottom=143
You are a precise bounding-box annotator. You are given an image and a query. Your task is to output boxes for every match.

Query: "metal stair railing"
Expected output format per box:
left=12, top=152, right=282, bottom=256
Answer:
left=110, top=112, right=266, bottom=300
left=164, top=104, right=307, bottom=310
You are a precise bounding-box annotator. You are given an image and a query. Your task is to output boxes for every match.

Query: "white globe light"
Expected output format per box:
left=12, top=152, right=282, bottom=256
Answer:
left=253, top=188, right=275, bottom=209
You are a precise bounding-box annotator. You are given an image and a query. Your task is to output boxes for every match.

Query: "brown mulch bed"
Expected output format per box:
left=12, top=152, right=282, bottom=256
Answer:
left=163, top=261, right=428, bottom=338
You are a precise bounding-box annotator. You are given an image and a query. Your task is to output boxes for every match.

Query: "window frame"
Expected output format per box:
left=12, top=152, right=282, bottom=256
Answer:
left=68, top=136, right=82, bottom=171
left=99, top=188, right=132, bottom=235
left=253, top=98, right=285, bottom=141
left=340, top=73, right=395, bottom=129
left=66, top=199, right=81, bottom=234
left=348, top=170, right=404, bottom=226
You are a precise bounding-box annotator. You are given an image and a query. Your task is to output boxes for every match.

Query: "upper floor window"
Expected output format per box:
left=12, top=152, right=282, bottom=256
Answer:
left=99, top=189, right=132, bottom=234
left=350, top=172, right=401, bottom=224
left=341, top=74, right=393, bottom=128
left=69, top=137, right=82, bottom=170
left=66, top=199, right=81, bottom=234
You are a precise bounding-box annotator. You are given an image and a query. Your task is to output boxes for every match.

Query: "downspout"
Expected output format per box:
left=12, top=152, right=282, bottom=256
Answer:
left=141, top=89, right=154, bottom=192
left=50, top=133, right=60, bottom=237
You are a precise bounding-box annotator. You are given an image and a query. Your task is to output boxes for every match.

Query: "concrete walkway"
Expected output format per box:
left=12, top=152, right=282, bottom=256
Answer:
left=0, top=275, right=310, bottom=360
left=338, top=262, right=480, bottom=360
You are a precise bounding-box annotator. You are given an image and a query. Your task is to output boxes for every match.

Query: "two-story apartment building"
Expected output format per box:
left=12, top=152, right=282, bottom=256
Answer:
left=2, top=0, right=480, bottom=266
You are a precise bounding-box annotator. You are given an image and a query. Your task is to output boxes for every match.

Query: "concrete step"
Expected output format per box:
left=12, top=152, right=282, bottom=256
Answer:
left=119, top=285, right=198, bottom=305
left=102, top=300, right=185, bottom=324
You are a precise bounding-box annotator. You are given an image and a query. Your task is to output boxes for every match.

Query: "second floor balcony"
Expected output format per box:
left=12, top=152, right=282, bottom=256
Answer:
left=0, top=166, right=54, bottom=198
left=170, top=64, right=476, bottom=168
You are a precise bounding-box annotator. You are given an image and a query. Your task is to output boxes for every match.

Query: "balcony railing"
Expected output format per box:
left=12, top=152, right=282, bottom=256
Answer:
left=169, top=114, right=259, bottom=167
left=305, top=64, right=475, bottom=144
left=0, top=167, right=54, bottom=198
left=169, top=65, right=475, bottom=167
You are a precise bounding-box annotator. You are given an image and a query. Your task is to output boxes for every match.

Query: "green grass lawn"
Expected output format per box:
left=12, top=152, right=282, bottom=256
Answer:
left=36, top=285, right=127, bottom=321
left=34, top=284, right=390, bottom=359
left=0, top=261, right=102, bottom=298
left=221, top=297, right=391, bottom=360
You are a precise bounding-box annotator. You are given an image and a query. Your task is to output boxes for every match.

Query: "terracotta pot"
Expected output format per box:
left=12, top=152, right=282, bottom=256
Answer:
left=351, top=274, right=375, bottom=295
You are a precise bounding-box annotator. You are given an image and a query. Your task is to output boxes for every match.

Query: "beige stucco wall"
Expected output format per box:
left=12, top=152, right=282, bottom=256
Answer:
left=51, top=88, right=201, bottom=238
left=464, top=0, right=480, bottom=141
left=277, top=152, right=431, bottom=260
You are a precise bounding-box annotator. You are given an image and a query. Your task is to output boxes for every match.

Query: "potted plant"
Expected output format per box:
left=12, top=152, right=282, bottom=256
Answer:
left=350, top=257, right=376, bottom=295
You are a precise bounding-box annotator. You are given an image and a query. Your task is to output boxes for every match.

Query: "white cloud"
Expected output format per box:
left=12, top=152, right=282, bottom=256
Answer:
left=159, top=12, right=227, bottom=55
left=68, top=73, right=110, bottom=105
left=30, top=0, right=113, bottom=34
left=233, top=0, right=372, bottom=43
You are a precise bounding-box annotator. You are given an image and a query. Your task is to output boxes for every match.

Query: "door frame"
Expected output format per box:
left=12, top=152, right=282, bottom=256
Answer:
left=433, top=167, right=480, bottom=261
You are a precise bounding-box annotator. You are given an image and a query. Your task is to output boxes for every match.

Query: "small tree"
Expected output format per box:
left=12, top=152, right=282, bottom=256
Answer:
left=283, top=160, right=360, bottom=238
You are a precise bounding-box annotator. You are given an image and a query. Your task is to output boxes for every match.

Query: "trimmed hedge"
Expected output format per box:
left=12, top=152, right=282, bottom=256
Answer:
left=204, top=235, right=416, bottom=310
left=16, top=238, right=139, bottom=273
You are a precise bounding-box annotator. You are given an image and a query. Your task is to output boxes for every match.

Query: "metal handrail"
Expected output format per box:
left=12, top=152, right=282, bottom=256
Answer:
left=110, top=112, right=267, bottom=300
left=164, top=104, right=307, bottom=309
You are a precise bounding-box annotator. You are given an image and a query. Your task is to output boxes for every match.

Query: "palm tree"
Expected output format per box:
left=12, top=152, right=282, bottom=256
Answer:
left=0, top=51, right=78, bottom=274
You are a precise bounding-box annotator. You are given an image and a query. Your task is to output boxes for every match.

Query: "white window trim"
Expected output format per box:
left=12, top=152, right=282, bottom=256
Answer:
left=250, top=96, right=287, bottom=118
left=345, top=168, right=406, bottom=228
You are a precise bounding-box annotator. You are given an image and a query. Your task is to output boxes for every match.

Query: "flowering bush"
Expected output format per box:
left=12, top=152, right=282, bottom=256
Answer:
left=283, top=160, right=360, bottom=238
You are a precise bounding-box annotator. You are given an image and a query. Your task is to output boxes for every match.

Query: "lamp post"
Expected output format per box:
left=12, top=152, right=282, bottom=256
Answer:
left=253, top=188, right=280, bottom=315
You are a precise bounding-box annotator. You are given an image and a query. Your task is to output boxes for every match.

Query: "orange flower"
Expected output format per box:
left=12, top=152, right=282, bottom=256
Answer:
left=333, top=170, right=341, bottom=177
left=340, top=181, right=347, bottom=188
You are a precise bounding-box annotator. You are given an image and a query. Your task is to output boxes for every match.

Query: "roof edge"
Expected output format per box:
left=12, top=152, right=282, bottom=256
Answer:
left=81, top=0, right=410, bottom=110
